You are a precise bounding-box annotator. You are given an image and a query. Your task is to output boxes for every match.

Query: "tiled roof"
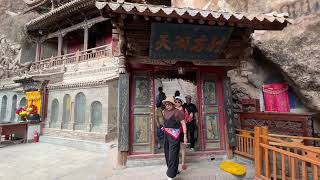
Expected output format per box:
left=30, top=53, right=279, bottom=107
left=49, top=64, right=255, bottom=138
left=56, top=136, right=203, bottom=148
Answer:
left=26, top=1, right=291, bottom=31
left=26, top=0, right=96, bottom=31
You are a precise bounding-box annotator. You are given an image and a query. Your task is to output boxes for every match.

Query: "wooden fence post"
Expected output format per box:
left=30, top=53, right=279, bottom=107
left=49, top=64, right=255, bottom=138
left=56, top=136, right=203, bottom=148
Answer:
left=261, top=126, right=269, bottom=144
left=262, top=126, right=270, bottom=178
left=254, top=126, right=269, bottom=178
left=254, top=126, right=262, bottom=177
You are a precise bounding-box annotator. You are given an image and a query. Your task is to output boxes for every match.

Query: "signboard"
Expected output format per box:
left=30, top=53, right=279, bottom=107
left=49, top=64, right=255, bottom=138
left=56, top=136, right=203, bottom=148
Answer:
left=149, top=23, right=233, bottom=60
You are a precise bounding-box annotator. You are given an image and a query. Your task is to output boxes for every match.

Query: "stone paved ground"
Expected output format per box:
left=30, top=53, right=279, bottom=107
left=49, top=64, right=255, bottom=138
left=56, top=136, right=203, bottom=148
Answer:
left=0, top=143, right=252, bottom=180
left=0, top=143, right=111, bottom=180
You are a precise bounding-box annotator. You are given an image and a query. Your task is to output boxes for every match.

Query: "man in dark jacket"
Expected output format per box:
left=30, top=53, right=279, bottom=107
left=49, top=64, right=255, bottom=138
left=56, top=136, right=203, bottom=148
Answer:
left=156, top=87, right=166, bottom=149
left=183, top=95, right=198, bottom=151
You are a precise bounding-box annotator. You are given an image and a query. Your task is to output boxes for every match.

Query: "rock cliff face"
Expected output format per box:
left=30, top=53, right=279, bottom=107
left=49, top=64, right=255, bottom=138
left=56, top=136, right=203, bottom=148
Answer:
left=0, top=0, right=36, bottom=42
left=252, top=13, right=320, bottom=111
left=247, top=0, right=320, bottom=20
left=0, top=35, right=29, bottom=79
left=0, top=0, right=37, bottom=80
left=172, top=0, right=249, bottom=12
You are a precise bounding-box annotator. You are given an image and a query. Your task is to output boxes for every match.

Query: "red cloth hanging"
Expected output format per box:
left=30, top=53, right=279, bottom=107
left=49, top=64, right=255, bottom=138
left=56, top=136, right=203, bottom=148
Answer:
left=263, top=83, right=290, bottom=112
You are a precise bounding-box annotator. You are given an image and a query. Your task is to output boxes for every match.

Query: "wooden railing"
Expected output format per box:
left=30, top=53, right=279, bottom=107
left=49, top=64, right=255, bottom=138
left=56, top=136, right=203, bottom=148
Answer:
left=30, top=44, right=112, bottom=72
left=234, top=129, right=255, bottom=159
left=254, top=126, right=320, bottom=180
left=234, top=128, right=320, bottom=159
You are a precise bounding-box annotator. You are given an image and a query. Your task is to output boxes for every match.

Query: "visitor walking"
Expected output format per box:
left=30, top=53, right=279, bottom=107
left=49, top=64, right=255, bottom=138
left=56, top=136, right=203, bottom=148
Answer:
left=156, top=87, right=166, bottom=149
left=174, top=90, right=180, bottom=98
left=183, top=95, right=198, bottom=151
left=174, top=96, right=189, bottom=170
left=162, top=97, right=187, bottom=180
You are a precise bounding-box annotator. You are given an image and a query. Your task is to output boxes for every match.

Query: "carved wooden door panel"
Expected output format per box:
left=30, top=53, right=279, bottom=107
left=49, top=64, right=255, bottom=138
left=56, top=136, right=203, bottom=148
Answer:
left=130, top=72, right=154, bottom=154
left=200, top=73, right=225, bottom=150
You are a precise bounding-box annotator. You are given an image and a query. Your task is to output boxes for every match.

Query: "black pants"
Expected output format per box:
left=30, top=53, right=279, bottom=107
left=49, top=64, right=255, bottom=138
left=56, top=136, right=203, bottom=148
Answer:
left=187, top=122, right=196, bottom=148
left=164, top=133, right=180, bottom=178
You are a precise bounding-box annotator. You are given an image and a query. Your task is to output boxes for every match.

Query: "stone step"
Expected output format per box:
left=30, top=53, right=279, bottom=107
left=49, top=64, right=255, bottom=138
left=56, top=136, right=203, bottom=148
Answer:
left=42, top=128, right=106, bottom=142
left=127, top=153, right=227, bottom=168
left=124, top=155, right=255, bottom=180
left=233, top=155, right=254, bottom=166
left=39, top=135, right=116, bottom=154
left=110, top=161, right=240, bottom=180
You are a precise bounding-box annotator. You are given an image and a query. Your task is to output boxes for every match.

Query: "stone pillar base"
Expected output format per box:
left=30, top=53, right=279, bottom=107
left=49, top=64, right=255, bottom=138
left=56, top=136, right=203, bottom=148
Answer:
left=117, top=151, right=128, bottom=168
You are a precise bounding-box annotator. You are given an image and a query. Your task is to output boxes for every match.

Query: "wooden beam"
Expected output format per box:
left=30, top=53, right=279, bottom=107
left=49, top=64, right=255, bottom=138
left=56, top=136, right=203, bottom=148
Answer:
left=155, top=17, right=161, bottom=21
left=228, top=22, right=235, bottom=26
left=43, top=16, right=109, bottom=40
left=218, top=21, right=225, bottom=26
left=198, top=19, right=205, bottom=25
left=208, top=21, right=215, bottom=25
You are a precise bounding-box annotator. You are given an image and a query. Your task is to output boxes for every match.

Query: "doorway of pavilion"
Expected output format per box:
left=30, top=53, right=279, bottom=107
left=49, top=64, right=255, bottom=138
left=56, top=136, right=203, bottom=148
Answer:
left=154, top=70, right=198, bottom=154
left=129, top=68, right=226, bottom=155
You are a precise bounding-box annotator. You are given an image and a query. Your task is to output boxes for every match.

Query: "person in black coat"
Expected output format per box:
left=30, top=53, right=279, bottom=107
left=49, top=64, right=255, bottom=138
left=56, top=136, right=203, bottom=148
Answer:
left=183, top=95, right=198, bottom=151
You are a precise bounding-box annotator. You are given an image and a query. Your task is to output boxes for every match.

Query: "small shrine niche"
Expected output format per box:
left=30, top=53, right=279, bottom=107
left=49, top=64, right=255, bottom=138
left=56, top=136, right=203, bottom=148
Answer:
left=240, top=99, right=260, bottom=112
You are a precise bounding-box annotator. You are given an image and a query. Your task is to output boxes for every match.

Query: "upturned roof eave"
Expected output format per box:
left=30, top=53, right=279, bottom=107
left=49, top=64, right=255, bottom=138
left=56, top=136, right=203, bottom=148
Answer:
left=25, top=1, right=292, bottom=32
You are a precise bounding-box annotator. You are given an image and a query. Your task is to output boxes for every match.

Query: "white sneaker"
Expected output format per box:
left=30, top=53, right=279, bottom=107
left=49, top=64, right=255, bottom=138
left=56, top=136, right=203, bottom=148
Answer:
left=190, top=148, right=195, bottom=151
left=168, top=178, right=173, bottom=180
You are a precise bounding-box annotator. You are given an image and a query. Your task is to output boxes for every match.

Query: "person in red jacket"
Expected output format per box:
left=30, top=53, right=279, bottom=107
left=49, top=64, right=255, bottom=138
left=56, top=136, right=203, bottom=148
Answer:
left=162, top=97, right=187, bottom=180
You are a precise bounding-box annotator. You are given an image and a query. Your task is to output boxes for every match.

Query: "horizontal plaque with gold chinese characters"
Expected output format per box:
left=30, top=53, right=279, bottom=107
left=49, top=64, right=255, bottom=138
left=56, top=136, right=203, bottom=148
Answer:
left=149, top=23, right=233, bottom=60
